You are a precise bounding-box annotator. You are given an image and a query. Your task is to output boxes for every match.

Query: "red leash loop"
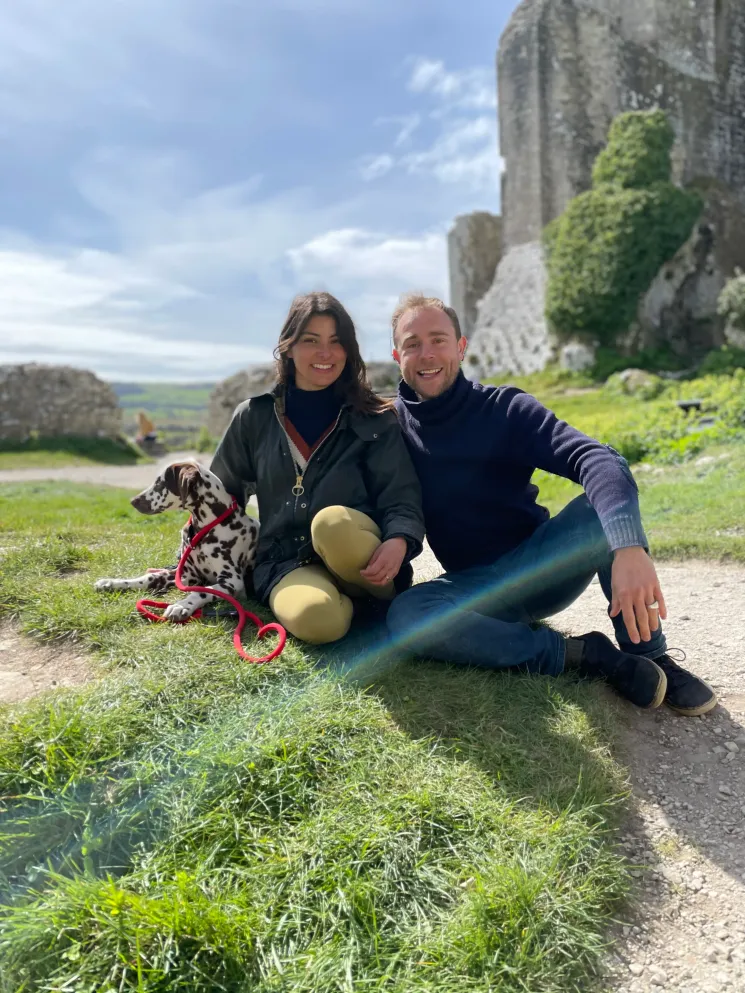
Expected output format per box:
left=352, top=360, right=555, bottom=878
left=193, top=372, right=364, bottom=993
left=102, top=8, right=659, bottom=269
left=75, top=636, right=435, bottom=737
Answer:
left=136, top=499, right=287, bottom=664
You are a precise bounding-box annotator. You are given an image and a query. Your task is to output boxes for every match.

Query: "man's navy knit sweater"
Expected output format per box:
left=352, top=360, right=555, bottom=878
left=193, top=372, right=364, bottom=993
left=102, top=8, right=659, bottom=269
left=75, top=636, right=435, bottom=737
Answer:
left=395, top=370, right=647, bottom=574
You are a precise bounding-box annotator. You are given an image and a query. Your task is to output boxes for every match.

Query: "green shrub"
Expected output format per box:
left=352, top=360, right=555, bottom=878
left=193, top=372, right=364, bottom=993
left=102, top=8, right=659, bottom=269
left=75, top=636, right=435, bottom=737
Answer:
left=545, top=184, right=701, bottom=346
left=592, top=110, right=675, bottom=189
left=591, top=345, right=691, bottom=381
left=544, top=110, right=702, bottom=348
left=601, top=370, right=745, bottom=465
left=195, top=426, right=217, bottom=453
left=698, top=345, right=745, bottom=376
left=717, top=268, right=745, bottom=331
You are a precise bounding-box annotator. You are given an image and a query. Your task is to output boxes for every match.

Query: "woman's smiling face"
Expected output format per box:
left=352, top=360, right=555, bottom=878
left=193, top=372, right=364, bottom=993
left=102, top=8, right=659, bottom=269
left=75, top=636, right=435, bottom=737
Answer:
left=289, top=314, right=347, bottom=391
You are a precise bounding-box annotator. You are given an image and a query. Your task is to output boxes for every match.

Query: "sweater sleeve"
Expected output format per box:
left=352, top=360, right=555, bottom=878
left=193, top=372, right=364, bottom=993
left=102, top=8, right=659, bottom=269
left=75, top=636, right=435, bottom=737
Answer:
left=209, top=401, right=257, bottom=510
left=503, top=388, right=648, bottom=552
left=363, top=412, right=425, bottom=560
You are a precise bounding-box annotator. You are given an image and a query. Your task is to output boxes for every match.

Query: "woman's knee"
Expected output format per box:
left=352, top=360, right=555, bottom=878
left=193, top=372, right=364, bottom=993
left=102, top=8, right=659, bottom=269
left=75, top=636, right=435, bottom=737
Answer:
left=310, top=505, right=357, bottom=549
left=272, top=587, right=353, bottom=645
left=311, top=506, right=381, bottom=577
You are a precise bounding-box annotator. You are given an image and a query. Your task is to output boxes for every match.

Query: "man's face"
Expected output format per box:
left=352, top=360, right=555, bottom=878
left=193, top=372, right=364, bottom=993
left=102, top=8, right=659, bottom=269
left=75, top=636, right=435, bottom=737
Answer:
left=393, top=307, right=467, bottom=399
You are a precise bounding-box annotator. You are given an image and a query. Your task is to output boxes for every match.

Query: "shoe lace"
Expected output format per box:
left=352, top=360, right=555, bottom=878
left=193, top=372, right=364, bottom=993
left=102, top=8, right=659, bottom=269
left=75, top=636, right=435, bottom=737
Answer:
left=657, top=648, right=689, bottom=684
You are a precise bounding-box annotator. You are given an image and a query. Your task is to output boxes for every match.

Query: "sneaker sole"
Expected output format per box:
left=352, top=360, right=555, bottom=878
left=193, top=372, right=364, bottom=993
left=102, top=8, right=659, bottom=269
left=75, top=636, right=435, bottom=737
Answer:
left=665, top=685, right=718, bottom=717
left=644, top=660, right=667, bottom=710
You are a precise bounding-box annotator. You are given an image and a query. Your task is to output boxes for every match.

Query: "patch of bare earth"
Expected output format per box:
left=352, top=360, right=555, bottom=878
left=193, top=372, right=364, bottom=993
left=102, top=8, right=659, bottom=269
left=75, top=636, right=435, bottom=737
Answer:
left=0, top=621, right=91, bottom=705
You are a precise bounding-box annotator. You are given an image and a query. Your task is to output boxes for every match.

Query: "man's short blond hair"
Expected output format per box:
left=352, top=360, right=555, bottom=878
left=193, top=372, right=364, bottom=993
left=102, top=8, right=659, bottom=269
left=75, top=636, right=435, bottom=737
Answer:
left=391, top=292, right=462, bottom=345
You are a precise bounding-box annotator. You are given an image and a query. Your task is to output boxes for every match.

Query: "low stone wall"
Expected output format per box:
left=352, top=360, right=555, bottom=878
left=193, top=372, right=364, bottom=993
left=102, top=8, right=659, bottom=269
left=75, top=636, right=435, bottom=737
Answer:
left=207, top=365, right=277, bottom=438
left=0, top=363, right=122, bottom=441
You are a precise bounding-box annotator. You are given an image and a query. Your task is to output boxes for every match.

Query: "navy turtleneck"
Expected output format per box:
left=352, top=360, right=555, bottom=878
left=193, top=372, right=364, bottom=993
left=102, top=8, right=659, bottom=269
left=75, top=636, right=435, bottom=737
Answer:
left=395, top=369, right=646, bottom=573
left=285, top=379, right=343, bottom=449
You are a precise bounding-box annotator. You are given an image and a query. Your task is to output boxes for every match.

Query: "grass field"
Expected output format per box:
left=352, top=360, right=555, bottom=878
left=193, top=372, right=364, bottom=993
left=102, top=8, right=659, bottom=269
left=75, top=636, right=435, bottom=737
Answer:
left=534, top=442, right=745, bottom=562
left=0, top=482, right=630, bottom=992
left=2, top=369, right=743, bottom=989
left=112, top=381, right=215, bottom=436
left=0, top=436, right=147, bottom=471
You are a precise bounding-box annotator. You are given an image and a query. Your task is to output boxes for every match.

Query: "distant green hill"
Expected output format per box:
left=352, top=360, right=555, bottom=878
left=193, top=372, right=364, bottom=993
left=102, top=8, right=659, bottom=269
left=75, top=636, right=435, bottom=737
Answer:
left=110, top=381, right=215, bottom=442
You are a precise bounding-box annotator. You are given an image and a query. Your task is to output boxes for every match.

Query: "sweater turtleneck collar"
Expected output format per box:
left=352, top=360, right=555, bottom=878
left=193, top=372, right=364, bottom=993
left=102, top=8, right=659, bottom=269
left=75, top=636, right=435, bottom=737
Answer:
left=397, top=368, right=471, bottom=424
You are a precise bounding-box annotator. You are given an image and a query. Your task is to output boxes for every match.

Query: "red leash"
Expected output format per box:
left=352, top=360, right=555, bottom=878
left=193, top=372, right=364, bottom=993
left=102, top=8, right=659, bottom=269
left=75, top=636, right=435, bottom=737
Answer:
left=136, top=498, right=287, bottom=664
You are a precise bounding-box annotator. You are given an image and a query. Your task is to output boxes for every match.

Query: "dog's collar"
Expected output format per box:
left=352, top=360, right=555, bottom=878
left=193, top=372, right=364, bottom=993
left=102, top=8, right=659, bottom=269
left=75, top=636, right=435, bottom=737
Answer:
left=184, top=499, right=238, bottom=538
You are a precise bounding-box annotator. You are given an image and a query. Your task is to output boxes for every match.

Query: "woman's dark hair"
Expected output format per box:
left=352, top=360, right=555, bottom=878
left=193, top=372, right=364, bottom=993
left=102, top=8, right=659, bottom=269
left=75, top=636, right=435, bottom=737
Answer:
left=273, top=291, right=391, bottom=415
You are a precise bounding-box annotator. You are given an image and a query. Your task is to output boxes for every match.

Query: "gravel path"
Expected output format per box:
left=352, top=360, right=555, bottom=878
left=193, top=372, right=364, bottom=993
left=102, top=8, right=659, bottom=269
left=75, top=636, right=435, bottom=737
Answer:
left=1, top=459, right=744, bottom=990
left=0, top=451, right=201, bottom=490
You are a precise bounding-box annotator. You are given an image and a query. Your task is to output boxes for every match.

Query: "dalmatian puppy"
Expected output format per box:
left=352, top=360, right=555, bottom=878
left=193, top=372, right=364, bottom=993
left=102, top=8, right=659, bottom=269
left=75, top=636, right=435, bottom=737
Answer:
left=94, top=460, right=259, bottom=622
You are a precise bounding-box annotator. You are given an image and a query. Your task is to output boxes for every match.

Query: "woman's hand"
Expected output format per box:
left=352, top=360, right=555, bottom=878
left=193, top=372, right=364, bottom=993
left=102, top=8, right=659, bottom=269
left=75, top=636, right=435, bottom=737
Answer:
left=360, top=537, right=407, bottom=586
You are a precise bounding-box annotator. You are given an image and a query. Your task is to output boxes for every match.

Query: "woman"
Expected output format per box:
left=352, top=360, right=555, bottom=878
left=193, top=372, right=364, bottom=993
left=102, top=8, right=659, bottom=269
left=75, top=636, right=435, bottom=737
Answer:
left=210, top=291, right=425, bottom=645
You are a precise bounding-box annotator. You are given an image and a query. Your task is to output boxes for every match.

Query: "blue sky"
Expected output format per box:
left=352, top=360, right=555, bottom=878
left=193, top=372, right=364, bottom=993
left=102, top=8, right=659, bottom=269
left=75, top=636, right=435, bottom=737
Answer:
left=0, top=0, right=517, bottom=381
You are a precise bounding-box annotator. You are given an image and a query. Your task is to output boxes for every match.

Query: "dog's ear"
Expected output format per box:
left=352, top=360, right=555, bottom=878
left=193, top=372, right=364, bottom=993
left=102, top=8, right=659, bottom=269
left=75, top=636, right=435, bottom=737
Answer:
left=177, top=464, right=201, bottom=506
left=163, top=462, right=201, bottom=506
left=163, top=463, right=186, bottom=497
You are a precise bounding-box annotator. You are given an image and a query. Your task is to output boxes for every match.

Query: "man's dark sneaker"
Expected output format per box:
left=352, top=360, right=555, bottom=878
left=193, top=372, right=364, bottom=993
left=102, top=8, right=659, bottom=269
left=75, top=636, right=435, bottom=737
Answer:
left=654, top=650, right=718, bottom=716
left=565, top=631, right=667, bottom=710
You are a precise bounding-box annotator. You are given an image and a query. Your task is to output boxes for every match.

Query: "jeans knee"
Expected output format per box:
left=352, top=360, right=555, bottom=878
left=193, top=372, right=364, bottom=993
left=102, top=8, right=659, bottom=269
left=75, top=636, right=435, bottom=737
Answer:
left=386, top=585, right=441, bottom=640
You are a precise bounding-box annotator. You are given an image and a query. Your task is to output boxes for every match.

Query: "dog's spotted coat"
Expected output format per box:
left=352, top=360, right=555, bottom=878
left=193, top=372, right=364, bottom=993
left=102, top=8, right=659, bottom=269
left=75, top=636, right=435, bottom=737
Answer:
left=94, top=460, right=259, bottom=622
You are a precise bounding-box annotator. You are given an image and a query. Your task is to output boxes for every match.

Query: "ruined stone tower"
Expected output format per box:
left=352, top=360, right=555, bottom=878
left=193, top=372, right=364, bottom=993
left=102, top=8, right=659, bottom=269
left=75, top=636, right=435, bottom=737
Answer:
left=464, top=0, right=745, bottom=376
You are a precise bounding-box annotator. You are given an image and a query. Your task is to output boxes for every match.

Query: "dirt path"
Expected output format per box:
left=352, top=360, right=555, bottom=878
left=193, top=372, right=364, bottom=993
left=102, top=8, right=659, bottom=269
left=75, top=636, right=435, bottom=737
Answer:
left=552, top=564, right=745, bottom=993
left=414, top=552, right=745, bottom=993
left=1, top=461, right=743, bottom=991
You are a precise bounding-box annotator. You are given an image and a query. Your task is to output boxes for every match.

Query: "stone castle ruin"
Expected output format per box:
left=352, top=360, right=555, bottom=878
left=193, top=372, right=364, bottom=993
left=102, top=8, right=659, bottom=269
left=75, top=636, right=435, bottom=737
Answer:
left=454, top=0, right=745, bottom=376
left=0, top=364, right=122, bottom=442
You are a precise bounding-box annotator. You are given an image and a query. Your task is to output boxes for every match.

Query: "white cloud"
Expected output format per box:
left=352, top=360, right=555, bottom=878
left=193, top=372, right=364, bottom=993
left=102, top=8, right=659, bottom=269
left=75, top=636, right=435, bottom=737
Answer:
left=0, top=154, right=366, bottom=380
left=358, top=56, right=501, bottom=196
left=0, top=244, right=269, bottom=380
left=288, top=228, right=446, bottom=286
left=359, top=154, right=395, bottom=182
left=407, top=58, right=496, bottom=111
left=375, top=113, right=421, bottom=147
left=287, top=226, right=448, bottom=354
left=402, top=117, right=502, bottom=191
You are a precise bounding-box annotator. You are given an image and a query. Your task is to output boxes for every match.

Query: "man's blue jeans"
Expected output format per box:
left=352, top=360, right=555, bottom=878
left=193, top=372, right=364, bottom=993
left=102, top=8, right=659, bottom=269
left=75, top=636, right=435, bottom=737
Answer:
left=386, top=495, right=667, bottom=676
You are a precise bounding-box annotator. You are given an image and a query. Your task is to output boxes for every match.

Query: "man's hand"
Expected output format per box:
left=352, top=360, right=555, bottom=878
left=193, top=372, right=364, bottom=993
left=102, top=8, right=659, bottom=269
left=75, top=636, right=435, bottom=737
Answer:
left=360, top=537, right=407, bottom=586
left=610, top=546, right=667, bottom=644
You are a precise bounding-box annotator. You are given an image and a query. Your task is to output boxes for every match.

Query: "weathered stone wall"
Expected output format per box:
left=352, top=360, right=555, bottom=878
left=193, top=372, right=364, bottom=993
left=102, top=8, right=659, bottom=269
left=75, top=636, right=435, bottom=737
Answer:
left=448, top=212, right=503, bottom=337
left=466, top=243, right=553, bottom=376
left=0, top=364, right=122, bottom=441
left=207, top=365, right=277, bottom=438
left=499, top=0, right=745, bottom=252
left=467, top=0, right=745, bottom=376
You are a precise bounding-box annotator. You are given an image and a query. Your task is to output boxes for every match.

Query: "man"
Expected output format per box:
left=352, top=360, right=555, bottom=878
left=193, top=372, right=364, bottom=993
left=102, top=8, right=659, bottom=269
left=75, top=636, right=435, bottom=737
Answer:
left=385, top=292, right=716, bottom=716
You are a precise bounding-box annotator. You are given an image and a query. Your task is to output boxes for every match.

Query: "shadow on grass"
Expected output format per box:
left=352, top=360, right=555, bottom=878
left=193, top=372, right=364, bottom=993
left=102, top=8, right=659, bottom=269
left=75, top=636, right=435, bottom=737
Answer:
left=305, top=608, right=628, bottom=821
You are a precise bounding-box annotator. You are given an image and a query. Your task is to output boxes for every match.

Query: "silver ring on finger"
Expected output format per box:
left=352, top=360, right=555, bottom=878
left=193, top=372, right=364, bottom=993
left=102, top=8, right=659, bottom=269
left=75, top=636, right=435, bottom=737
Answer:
left=647, top=600, right=659, bottom=610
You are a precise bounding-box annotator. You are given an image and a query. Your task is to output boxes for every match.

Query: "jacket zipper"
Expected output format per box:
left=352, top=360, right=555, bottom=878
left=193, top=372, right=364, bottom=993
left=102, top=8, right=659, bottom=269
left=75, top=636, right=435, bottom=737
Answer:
left=274, top=405, right=343, bottom=507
